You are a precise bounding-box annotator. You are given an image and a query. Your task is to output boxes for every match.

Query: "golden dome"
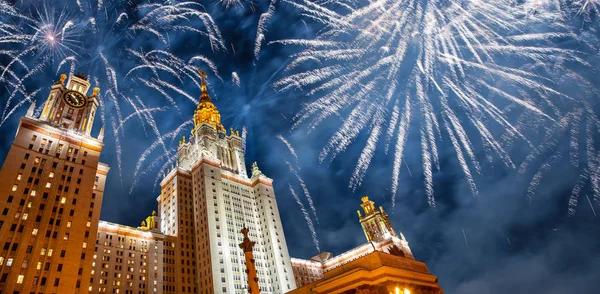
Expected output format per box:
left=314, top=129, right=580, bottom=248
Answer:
left=193, top=70, right=225, bottom=132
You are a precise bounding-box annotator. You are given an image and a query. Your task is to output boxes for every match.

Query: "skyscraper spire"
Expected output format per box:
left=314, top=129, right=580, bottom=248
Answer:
left=193, top=69, right=225, bottom=131
left=199, top=69, right=211, bottom=103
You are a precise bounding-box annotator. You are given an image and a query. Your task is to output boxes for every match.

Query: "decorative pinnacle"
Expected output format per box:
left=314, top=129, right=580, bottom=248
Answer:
left=198, top=69, right=211, bottom=102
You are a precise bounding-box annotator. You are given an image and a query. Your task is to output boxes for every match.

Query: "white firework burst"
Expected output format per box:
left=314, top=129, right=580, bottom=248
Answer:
left=274, top=0, right=589, bottom=208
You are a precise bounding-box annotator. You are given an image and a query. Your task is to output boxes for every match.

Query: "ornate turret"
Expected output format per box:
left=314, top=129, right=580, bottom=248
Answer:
left=251, top=162, right=263, bottom=178
left=193, top=70, right=225, bottom=132
left=39, top=73, right=100, bottom=136
left=358, top=196, right=397, bottom=242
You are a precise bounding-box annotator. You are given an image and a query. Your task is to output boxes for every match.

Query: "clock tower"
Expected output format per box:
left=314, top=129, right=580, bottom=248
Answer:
left=0, top=73, right=108, bottom=293
left=39, top=73, right=99, bottom=135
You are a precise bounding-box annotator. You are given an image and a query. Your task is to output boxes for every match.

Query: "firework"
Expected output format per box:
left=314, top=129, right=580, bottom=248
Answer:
left=274, top=0, right=590, bottom=208
left=519, top=103, right=600, bottom=216
left=0, top=0, right=225, bottom=178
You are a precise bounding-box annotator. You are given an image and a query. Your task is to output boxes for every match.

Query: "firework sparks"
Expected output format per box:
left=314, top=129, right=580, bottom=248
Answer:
left=0, top=0, right=225, bottom=178
left=275, top=0, right=588, bottom=208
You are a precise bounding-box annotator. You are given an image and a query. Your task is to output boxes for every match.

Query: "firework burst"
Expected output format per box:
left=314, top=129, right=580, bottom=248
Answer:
left=274, top=0, right=590, bottom=208
left=0, top=0, right=225, bottom=178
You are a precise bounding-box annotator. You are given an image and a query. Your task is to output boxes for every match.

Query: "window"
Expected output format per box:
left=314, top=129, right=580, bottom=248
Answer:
left=11, top=184, right=17, bottom=192
left=16, top=173, right=22, bottom=180
left=31, top=135, right=37, bottom=141
left=32, top=228, right=38, bottom=235
left=17, top=274, right=24, bottom=284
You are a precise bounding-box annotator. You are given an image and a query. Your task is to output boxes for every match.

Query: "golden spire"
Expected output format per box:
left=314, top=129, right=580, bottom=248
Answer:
left=199, top=69, right=211, bottom=103
left=193, top=69, right=225, bottom=131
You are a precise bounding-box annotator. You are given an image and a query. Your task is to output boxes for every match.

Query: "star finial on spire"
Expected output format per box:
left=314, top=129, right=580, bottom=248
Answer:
left=198, top=69, right=207, bottom=91
left=198, top=69, right=211, bottom=102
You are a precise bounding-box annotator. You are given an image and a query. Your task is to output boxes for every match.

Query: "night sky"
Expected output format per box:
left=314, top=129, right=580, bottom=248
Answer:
left=1, top=1, right=600, bottom=293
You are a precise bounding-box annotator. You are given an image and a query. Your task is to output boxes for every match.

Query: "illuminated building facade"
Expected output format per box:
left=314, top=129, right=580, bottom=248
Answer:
left=89, top=220, right=176, bottom=294
left=290, top=197, right=442, bottom=294
left=0, top=72, right=443, bottom=294
left=158, top=70, right=296, bottom=294
left=0, top=73, right=108, bottom=293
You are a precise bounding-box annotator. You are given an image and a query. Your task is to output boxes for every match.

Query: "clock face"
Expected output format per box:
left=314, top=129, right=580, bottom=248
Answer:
left=63, top=91, right=86, bottom=108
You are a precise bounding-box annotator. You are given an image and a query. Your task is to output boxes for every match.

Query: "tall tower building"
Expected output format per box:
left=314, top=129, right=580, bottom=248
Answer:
left=358, top=196, right=397, bottom=242
left=0, top=73, right=108, bottom=293
left=158, top=71, right=296, bottom=293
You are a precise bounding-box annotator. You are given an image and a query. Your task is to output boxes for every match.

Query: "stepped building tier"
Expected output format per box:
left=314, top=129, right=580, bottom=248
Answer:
left=0, top=73, right=108, bottom=293
left=157, top=70, right=296, bottom=293
left=290, top=196, right=443, bottom=294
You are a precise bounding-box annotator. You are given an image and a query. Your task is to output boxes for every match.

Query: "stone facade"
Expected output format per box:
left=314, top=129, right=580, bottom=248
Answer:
left=0, top=73, right=108, bottom=293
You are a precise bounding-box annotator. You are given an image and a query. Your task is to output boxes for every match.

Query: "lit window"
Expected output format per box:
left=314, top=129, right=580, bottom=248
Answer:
left=0, top=257, right=3, bottom=265
left=12, top=184, right=17, bottom=191
left=16, top=174, right=22, bottom=180
left=27, top=201, right=32, bottom=208
left=32, top=228, right=38, bottom=235
left=7, top=258, right=13, bottom=266
left=89, top=287, right=93, bottom=292
left=64, top=233, right=69, bottom=240
left=35, top=157, right=40, bottom=164
left=42, top=138, right=47, bottom=145
left=30, top=190, right=36, bottom=196
left=49, top=172, right=54, bottom=178
left=61, top=197, right=66, bottom=204
left=46, top=182, right=51, bottom=188
left=17, top=274, right=24, bottom=284
left=40, top=248, right=46, bottom=255
left=22, top=260, right=27, bottom=268
left=48, top=249, right=53, bottom=256
left=31, top=135, right=37, bottom=141
left=58, top=144, right=63, bottom=151
left=83, top=242, right=87, bottom=248
left=67, top=221, right=72, bottom=228
left=22, top=213, right=28, bottom=220
left=68, top=147, right=73, bottom=154
left=37, top=261, right=42, bottom=270
left=86, top=221, right=91, bottom=227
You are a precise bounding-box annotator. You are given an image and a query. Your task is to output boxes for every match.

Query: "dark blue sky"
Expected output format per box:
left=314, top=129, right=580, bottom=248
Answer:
left=1, top=1, right=600, bottom=293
